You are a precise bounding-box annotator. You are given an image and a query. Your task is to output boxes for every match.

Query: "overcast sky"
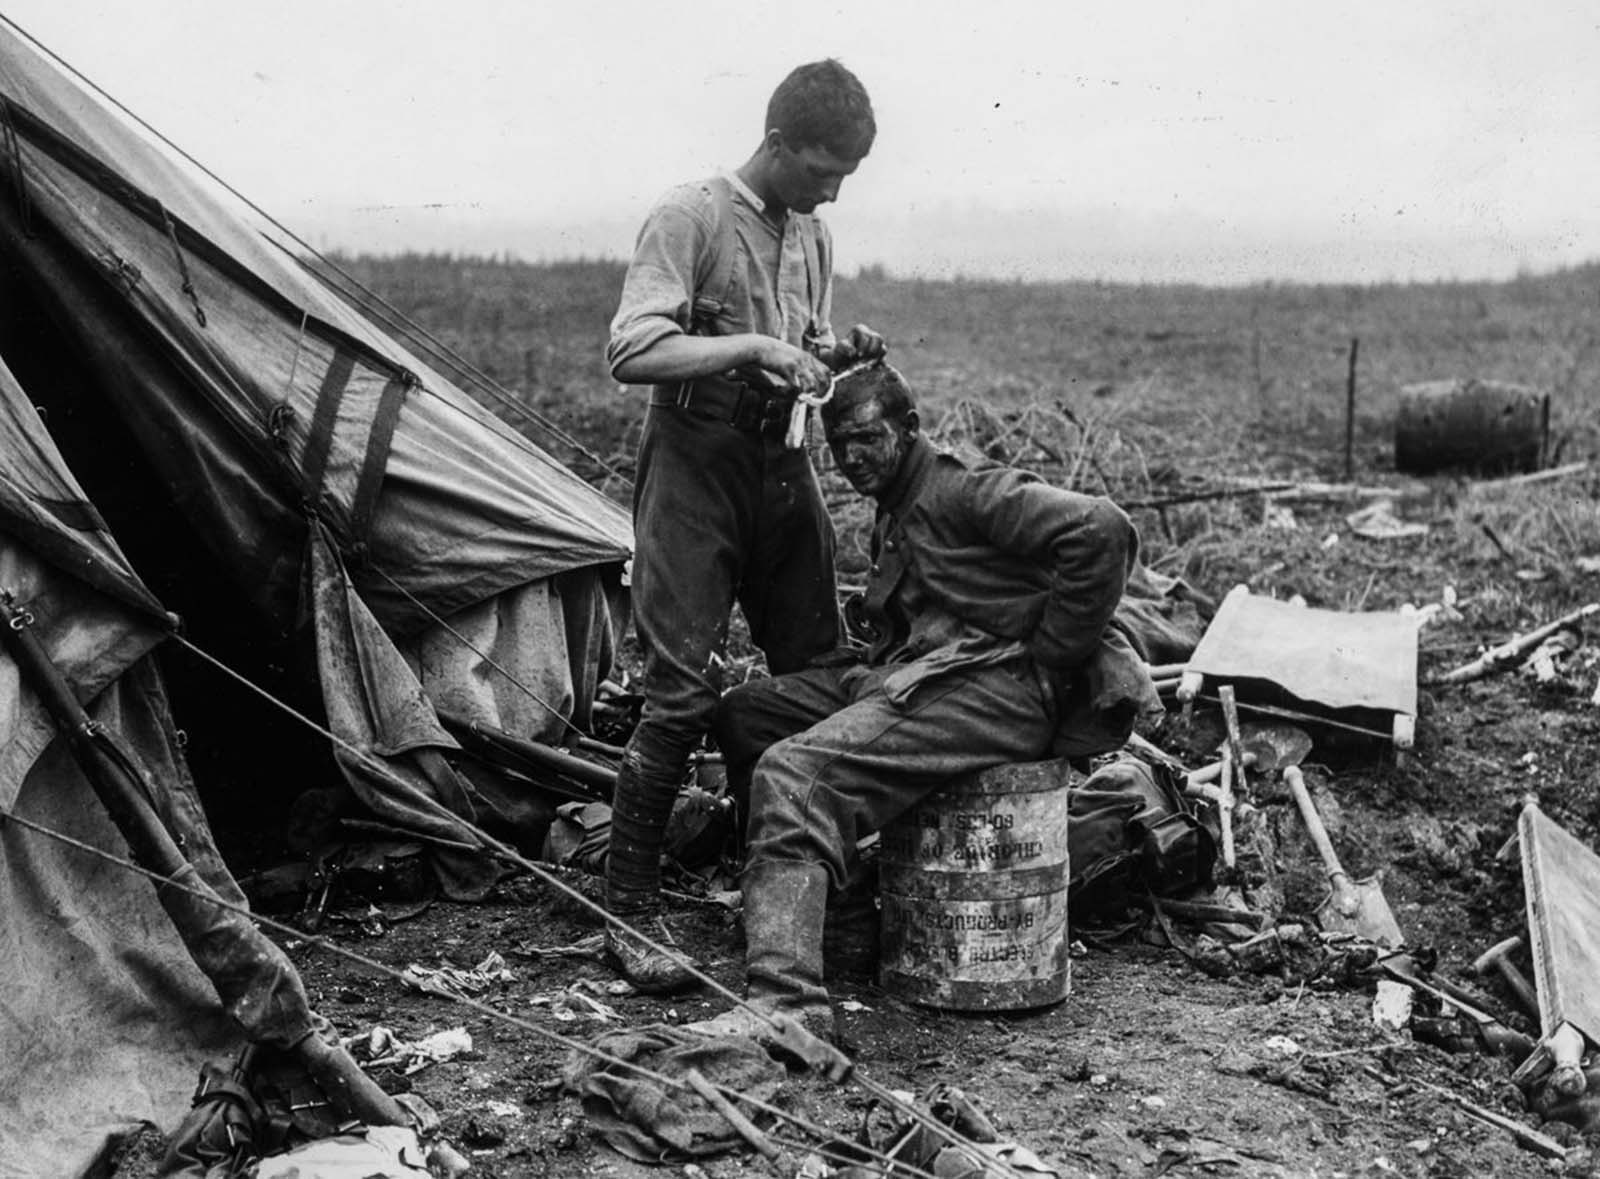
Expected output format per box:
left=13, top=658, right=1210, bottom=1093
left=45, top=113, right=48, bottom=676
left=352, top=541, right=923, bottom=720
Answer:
left=5, top=1, right=1598, bottom=283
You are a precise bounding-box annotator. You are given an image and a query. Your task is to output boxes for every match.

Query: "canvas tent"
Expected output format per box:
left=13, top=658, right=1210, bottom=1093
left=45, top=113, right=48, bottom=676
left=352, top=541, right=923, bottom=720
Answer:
left=0, top=19, right=632, bottom=1175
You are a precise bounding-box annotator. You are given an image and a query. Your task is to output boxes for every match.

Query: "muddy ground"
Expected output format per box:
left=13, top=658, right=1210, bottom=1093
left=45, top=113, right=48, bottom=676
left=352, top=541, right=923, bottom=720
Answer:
left=119, top=263, right=1600, bottom=1177
left=208, top=472, right=1599, bottom=1179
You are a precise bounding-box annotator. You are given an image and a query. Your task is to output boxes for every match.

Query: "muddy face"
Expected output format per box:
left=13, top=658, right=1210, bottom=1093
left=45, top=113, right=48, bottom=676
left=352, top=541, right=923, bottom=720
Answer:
left=825, top=395, right=915, bottom=499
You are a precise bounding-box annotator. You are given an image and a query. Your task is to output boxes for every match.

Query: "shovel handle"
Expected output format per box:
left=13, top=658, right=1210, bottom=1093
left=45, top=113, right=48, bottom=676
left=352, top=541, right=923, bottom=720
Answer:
left=1218, top=748, right=1236, bottom=869
left=1219, top=686, right=1249, bottom=799
left=1283, top=766, right=1359, bottom=912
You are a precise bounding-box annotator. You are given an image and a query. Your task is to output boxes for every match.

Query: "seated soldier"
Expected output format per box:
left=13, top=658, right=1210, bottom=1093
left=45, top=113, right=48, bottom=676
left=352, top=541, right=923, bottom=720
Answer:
left=690, top=360, right=1151, bottom=1045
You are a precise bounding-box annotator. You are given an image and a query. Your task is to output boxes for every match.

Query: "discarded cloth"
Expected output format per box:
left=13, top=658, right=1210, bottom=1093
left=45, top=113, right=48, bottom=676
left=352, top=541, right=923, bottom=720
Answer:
left=823, top=1083, right=1060, bottom=1178
left=1113, top=563, right=1215, bottom=666
left=563, top=1023, right=785, bottom=1162
left=253, top=1125, right=433, bottom=1178
left=544, top=800, right=612, bottom=872
left=346, top=1026, right=473, bottom=1075
left=400, top=951, right=513, bottom=1001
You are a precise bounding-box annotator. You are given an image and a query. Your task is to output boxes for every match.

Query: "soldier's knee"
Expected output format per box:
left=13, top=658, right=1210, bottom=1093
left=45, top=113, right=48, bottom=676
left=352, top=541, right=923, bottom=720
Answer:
left=746, top=745, right=807, bottom=820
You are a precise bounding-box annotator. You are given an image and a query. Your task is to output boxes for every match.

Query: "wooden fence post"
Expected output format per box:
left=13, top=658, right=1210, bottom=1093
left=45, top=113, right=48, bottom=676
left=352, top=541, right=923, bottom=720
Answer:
left=1344, top=337, right=1359, bottom=482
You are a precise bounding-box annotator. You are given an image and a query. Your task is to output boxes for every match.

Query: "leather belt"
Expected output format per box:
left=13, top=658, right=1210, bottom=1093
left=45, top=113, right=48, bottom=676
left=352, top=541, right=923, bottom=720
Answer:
left=650, top=375, right=794, bottom=436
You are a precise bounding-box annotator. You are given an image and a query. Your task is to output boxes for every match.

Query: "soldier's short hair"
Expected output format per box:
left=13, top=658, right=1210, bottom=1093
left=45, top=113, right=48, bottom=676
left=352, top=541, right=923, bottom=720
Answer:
left=766, top=59, right=876, bottom=160
left=827, top=361, right=914, bottom=424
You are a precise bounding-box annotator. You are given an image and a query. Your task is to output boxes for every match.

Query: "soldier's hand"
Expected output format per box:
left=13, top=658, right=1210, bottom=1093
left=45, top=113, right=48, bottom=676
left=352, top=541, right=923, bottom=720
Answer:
left=756, top=339, right=833, bottom=396
left=809, top=325, right=886, bottom=371
left=837, top=324, right=887, bottom=366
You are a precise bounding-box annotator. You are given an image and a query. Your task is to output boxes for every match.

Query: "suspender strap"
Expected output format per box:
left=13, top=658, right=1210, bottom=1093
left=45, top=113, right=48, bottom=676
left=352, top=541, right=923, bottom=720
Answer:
left=689, top=176, right=742, bottom=335
left=798, top=213, right=824, bottom=339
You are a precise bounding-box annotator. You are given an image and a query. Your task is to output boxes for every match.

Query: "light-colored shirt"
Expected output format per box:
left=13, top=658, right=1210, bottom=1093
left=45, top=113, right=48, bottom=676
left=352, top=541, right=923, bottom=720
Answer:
left=606, top=174, right=836, bottom=379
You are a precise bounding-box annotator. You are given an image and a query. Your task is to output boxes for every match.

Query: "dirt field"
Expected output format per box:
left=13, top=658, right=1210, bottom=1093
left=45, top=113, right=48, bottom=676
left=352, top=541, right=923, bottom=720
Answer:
left=131, top=259, right=1600, bottom=1177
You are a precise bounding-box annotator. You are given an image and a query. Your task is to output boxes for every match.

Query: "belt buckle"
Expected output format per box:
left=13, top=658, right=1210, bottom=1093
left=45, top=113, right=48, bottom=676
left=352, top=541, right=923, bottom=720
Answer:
left=758, top=393, right=791, bottom=434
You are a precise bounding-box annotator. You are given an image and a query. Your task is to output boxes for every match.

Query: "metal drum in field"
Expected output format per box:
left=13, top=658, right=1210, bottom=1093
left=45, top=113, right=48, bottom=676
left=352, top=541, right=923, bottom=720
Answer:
left=878, top=759, right=1076, bottom=1011
left=1394, top=378, right=1548, bottom=475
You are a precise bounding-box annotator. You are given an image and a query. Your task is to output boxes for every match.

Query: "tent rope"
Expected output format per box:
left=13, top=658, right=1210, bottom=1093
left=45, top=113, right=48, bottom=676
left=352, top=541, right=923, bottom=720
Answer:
left=158, top=202, right=208, bottom=327
left=283, top=308, right=309, bottom=399
left=0, top=806, right=967, bottom=1179
left=165, top=633, right=1029, bottom=1178
left=169, top=633, right=748, bottom=1011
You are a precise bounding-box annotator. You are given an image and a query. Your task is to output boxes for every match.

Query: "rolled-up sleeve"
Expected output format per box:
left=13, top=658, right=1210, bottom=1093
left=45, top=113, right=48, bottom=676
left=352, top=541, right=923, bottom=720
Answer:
left=605, top=193, right=712, bottom=379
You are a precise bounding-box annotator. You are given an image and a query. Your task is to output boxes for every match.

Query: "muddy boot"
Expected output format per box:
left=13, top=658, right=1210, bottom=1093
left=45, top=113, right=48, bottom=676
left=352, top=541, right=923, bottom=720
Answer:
left=823, top=853, right=880, bottom=980
left=686, top=860, right=837, bottom=1044
left=604, top=760, right=698, bottom=994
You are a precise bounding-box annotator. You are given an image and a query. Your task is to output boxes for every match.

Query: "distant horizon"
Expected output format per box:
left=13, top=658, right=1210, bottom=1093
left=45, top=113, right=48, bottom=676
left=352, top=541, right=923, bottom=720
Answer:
left=318, top=239, right=1600, bottom=290
left=8, top=3, right=1596, bottom=293
left=295, top=202, right=1600, bottom=289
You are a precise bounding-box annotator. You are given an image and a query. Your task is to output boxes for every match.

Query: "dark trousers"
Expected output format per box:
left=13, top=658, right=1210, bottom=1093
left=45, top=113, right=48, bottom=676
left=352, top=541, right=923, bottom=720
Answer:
left=626, top=404, right=840, bottom=779
left=714, top=654, right=1060, bottom=890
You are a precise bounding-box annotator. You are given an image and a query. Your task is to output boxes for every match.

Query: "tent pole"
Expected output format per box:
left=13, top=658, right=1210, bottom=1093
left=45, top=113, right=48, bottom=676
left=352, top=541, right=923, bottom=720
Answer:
left=0, top=594, right=407, bottom=1129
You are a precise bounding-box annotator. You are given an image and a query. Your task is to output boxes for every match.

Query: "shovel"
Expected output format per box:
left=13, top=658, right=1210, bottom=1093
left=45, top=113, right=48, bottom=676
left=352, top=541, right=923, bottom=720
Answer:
left=1284, top=764, right=1404, bottom=949
left=1186, top=722, right=1313, bottom=790
left=1184, top=721, right=1313, bottom=828
left=1238, top=723, right=1312, bottom=776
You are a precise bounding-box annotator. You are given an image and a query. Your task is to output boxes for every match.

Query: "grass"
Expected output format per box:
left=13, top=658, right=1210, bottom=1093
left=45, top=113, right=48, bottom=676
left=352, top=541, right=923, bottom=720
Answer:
left=328, top=253, right=1600, bottom=477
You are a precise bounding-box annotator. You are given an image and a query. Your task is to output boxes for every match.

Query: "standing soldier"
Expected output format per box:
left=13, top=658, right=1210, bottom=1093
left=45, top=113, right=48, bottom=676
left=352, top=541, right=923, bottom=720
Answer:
left=603, top=59, right=885, bottom=990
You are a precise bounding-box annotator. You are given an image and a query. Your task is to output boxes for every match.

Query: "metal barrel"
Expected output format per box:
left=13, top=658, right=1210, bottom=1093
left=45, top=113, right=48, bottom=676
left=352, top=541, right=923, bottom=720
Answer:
left=878, top=759, right=1076, bottom=1011
left=1394, top=378, right=1548, bottom=476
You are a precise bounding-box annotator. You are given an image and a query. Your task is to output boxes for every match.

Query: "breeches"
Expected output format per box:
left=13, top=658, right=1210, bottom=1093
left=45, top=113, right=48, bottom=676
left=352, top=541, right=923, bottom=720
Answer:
left=627, top=405, right=839, bottom=775
left=717, top=655, right=1059, bottom=889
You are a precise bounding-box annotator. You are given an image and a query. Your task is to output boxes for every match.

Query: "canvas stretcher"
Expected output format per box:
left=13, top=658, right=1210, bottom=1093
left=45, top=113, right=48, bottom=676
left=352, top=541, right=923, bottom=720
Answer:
left=1176, top=585, right=1418, bottom=749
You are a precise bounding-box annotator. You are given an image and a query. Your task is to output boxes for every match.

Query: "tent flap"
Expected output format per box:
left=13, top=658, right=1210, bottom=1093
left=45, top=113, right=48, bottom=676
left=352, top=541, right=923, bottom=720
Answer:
left=0, top=660, right=240, bottom=1179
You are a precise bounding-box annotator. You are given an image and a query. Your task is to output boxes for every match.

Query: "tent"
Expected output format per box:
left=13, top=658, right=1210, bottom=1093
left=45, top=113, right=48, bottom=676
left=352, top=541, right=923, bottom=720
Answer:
left=0, top=19, right=632, bottom=1175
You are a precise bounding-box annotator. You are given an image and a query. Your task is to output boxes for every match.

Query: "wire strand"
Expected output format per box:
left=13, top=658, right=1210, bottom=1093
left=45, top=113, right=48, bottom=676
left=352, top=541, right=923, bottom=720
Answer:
left=0, top=806, right=962, bottom=1179
left=167, top=633, right=748, bottom=1002
left=165, top=634, right=1032, bottom=1179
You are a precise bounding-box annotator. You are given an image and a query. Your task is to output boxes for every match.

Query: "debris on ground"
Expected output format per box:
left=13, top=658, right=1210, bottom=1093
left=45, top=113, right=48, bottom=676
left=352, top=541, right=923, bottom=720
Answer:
left=251, top=1124, right=436, bottom=1177
left=531, top=983, right=627, bottom=1023
left=1346, top=499, right=1430, bottom=541
left=809, top=1082, right=1061, bottom=1178
left=400, top=951, right=514, bottom=1000
left=346, top=1026, right=473, bottom=1075
left=562, top=1024, right=786, bottom=1163
left=1430, top=602, right=1600, bottom=686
